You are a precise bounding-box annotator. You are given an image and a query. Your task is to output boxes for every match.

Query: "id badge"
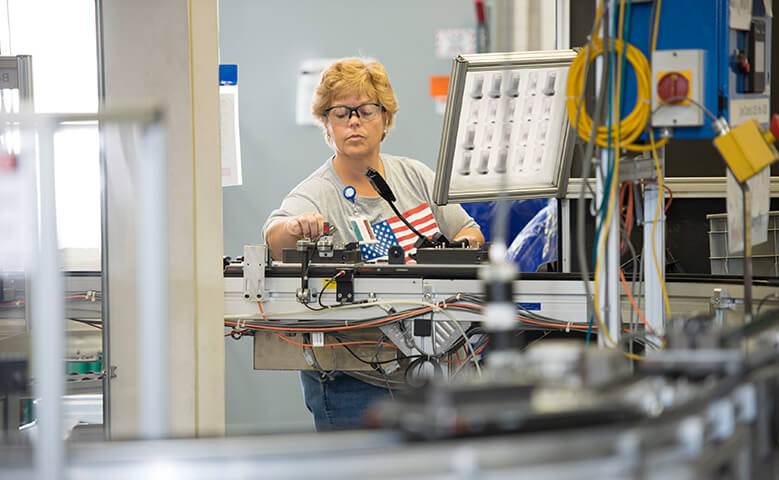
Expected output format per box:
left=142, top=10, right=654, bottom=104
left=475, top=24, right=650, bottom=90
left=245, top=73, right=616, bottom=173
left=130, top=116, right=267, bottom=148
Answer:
left=349, top=216, right=378, bottom=244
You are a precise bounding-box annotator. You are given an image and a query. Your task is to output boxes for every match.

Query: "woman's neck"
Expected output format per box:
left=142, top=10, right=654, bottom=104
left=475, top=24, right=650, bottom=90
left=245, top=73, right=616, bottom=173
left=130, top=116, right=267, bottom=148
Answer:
left=333, top=153, right=385, bottom=196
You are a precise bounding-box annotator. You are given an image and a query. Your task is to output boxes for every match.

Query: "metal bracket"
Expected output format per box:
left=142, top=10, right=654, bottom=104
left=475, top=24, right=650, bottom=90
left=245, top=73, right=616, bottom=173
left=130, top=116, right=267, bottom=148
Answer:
left=243, top=244, right=267, bottom=301
left=103, top=365, right=117, bottom=379
left=711, top=288, right=742, bottom=326
left=423, top=282, right=435, bottom=303
left=618, top=152, right=657, bottom=183
left=336, top=269, right=354, bottom=304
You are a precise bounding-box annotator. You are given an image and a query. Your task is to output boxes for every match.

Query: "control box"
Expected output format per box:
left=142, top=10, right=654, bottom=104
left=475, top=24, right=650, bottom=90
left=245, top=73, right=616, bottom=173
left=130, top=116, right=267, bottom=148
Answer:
left=651, top=49, right=704, bottom=127
left=622, top=0, right=772, bottom=139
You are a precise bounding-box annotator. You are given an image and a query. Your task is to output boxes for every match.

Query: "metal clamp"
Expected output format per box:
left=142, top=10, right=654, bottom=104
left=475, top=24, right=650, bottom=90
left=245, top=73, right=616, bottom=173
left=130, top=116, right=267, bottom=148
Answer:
left=243, top=244, right=267, bottom=301
left=336, top=269, right=354, bottom=304
left=711, top=288, right=742, bottom=326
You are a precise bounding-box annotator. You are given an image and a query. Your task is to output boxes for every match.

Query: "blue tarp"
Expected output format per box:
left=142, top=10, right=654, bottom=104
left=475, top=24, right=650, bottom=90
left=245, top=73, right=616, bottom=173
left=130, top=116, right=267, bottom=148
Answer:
left=462, top=199, right=558, bottom=272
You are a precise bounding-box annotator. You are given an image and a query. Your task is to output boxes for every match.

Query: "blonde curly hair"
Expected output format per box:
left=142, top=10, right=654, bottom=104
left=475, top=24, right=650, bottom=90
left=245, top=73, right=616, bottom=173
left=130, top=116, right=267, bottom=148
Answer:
left=312, top=58, right=399, bottom=142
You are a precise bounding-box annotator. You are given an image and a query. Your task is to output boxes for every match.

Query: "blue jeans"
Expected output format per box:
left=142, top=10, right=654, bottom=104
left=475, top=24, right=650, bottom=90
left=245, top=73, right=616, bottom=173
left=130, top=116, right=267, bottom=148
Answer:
left=299, top=371, right=391, bottom=431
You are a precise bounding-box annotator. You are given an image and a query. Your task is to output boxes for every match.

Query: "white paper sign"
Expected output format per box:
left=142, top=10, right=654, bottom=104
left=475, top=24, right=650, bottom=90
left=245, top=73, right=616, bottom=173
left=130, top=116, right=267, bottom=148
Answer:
left=296, top=59, right=338, bottom=126
left=220, top=84, right=243, bottom=187
left=435, top=29, right=476, bottom=59
left=730, top=0, right=754, bottom=30
left=726, top=167, right=769, bottom=253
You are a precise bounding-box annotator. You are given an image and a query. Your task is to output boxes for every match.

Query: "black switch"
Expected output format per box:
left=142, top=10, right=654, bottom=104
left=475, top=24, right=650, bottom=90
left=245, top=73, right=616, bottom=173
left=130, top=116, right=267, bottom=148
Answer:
left=746, top=20, right=766, bottom=93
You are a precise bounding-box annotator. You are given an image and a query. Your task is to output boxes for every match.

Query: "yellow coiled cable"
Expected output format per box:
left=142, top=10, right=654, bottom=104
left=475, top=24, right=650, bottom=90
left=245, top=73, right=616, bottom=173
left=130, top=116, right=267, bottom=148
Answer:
left=566, top=37, right=668, bottom=152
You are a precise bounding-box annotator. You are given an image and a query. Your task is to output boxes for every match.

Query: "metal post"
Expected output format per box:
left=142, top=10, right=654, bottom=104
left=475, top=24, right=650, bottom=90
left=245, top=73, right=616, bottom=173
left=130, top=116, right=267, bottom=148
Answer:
left=136, top=120, right=168, bottom=439
left=555, top=0, right=570, bottom=50
left=606, top=185, right=620, bottom=343
left=16, top=55, right=33, bottom=336
left=597, top=148, right=621, bottom=347
left=644, top=148, right=666, bottom=336
left=743, top=185, right=753, bottom=324
left=32, top=121, right=64, bottom=480
left=15, top=55, right=33, bottom=108
left=561, top=199, right=571, bottom=272
left=494, top=0, right=514, bottom=52
left=94, top=0, right=111, bottom=439
left=596, top=0, right=620, bottom=347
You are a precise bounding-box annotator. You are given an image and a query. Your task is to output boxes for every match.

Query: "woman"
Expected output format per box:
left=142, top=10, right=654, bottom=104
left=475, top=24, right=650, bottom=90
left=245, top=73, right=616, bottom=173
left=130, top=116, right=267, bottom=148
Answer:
left=263, top=57, right=483, bottom=431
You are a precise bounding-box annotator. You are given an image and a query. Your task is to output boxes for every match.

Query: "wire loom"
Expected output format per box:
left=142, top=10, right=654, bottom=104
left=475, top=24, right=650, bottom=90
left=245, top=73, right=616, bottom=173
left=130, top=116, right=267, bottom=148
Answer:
left=566, top=37, right=668, bottom=153
left=224, top=296, right=654, bottom=345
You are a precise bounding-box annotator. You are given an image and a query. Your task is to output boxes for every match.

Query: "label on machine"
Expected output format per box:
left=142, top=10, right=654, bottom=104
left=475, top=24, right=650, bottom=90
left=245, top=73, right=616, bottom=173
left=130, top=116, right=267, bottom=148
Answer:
left=729, top=98, right=770, bottom=127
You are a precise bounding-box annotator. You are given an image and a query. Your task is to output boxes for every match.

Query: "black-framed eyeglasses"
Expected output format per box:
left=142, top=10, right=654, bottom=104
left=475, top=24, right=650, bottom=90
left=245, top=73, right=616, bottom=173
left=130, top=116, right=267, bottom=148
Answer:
left=324, top=103, right=385, bottom=124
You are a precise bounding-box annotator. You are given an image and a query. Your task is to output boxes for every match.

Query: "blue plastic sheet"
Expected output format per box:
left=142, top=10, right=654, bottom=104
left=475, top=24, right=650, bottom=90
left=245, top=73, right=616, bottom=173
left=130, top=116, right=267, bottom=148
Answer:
left=462, top=199, right=558, bottom=272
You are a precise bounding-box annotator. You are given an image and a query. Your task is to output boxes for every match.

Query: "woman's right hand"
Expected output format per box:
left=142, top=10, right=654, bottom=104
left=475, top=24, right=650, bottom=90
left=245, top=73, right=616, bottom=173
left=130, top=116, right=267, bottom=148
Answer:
left=285, top=211, right=325, bottom=240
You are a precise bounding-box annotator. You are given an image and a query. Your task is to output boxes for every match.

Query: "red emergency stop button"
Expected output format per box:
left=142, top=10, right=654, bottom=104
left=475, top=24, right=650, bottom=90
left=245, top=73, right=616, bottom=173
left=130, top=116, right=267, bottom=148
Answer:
left=770, top=114, right=779, bottom=142
left=657, top=72, right=690, bottom=104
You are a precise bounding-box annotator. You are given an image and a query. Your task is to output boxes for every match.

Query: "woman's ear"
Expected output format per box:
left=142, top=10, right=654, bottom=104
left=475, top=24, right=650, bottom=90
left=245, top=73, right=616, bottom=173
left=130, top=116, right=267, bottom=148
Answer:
left=325, top=121, right=333, bottom=141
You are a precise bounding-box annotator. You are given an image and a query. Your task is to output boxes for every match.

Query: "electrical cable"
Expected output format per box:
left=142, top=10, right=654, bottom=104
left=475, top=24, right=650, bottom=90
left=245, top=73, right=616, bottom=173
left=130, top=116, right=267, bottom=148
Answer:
left=571, top=1, right=605, bottom=196
left=566, top=20, right=668, bottom=152
left=440, top=342, right=488, bottom=364
left=648, top=129, right=672, bottom=317
left=302, top=333, right=337, bottom=380
left=451, top=340, right=490, bottom=377
left=318, top=270, right=345, bottom=309
left=225, top=298, right=457, bottom=320
left=437, top=306, right=481, bottom=376
left=591, top=0, right=625, bottom=348
left=67, top=318, right=103, bottom=330
left=404, top=356, right=444, bottom=387
left=273, top=331, right=400, bottom=350
left=642, top=0, right=671, bottom=319
left=226, top=306, right=434, bottom=333
left=621, top=223, right=638, bottom=335
left=638, top=180, right=672, bottom=211
left=652, top=96, right=718, bottom=124
left=574, top=0, right=611, bottom=346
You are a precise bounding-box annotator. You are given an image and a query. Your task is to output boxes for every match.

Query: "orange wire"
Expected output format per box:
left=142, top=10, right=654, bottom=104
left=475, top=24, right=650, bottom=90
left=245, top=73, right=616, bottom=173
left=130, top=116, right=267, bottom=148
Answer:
left=224, top=306, right=434, bottom=332
left=447, top=303, right=642, bottom=334
left=440, top=342, right=488, bottom=363
left=4, top=294, right=98, bottom=307
left=639, top=180, right=673, bottom=211
left=619, top=267, right=653, bottom=333
left=446, top=303, right=597, bottom=331
left=226, top=301, right=638, bottom=337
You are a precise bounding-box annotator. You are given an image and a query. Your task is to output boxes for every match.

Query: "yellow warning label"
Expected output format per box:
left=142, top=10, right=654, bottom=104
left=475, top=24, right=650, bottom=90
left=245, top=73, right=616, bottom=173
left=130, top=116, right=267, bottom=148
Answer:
left=322, top=278, right=337, bottom=290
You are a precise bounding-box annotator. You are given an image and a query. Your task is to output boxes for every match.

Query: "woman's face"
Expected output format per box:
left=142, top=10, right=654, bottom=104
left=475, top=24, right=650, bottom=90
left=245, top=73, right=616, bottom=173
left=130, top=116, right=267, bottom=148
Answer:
left=324, top=92, right=387, bottom=162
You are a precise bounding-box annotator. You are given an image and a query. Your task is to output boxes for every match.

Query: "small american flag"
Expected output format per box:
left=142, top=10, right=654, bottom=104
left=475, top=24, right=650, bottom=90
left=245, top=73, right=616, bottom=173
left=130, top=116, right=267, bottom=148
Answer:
left=359, top=202, right=440, bottom=262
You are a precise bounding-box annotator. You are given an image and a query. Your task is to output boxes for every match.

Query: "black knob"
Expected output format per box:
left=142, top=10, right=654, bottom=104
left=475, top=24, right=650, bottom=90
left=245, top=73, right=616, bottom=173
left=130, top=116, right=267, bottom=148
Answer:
left=388, top=245, right=405, bottom=265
